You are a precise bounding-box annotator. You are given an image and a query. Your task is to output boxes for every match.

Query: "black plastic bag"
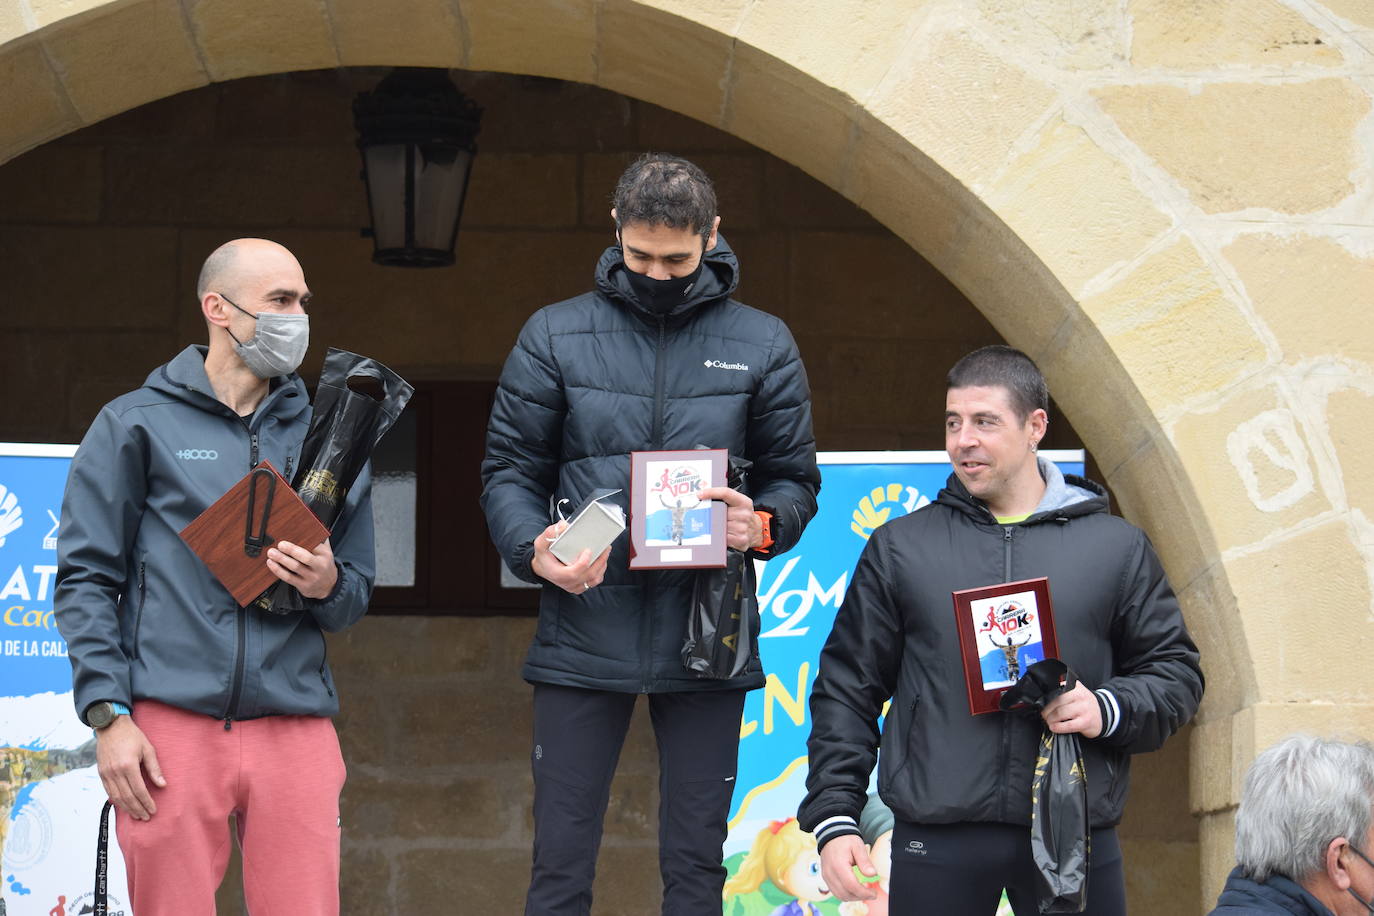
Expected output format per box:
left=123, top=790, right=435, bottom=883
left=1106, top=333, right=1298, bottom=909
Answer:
left=257, top=348, right=414, bottom=614
left=1000, top=658, right=1091, bottom=914
left=682, top=455, right=758, bottom=679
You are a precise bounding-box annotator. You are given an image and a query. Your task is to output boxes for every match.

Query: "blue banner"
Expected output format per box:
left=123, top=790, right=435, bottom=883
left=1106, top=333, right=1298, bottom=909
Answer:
left=722, top=451, right=1083, bottom=915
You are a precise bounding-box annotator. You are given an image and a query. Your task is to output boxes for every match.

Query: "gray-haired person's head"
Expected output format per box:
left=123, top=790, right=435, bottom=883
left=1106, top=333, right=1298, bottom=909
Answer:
left=1235, top=734, right=1374, bottom=883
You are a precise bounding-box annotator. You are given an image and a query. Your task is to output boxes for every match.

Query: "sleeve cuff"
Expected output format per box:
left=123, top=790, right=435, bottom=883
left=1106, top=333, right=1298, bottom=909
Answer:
left=812, top=815, right=862, bottom=851
left=1094, top=688, right=1121, bottom=738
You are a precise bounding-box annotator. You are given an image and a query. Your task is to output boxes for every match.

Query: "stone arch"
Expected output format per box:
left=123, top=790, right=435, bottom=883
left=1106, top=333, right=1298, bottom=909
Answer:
left=5, top=0, right=1373, bottom=906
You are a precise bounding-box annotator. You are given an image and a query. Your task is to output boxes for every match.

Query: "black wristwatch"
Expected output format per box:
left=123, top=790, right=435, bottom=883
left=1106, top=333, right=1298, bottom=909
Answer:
left=87, top=700, right=131, bottom=729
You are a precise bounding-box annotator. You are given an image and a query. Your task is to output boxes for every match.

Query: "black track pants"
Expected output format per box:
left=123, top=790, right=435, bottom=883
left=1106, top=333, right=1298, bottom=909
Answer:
left=888, top=821, right=1126, bottom=916
left=525, top=683, right=747, bottom=916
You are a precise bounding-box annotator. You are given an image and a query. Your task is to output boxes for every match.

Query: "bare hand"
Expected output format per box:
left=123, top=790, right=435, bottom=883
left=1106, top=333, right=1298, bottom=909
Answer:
left=697, top=486, right=763, bottom=552
left=267, top=538, right=338, bottom=599
left=820, top=835, right=878, bottom=902
left=530, top=521, right=612, bottom=595
left=1041, top=681, right=1104, bottom=738
left=96, top=717, right=166, bottom=820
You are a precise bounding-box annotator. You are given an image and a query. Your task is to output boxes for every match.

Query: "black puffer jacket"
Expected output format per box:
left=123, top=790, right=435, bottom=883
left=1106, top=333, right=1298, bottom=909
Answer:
left=1207, top=867, right=1336, bottom=915
left=799, top=472, right=1202, bottom=833
left=481, top=237, right=820, bottom=693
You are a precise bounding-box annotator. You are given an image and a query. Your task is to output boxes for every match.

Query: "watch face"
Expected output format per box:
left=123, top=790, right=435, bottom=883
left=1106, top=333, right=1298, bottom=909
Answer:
left=88, top=702, right=114, bottom=728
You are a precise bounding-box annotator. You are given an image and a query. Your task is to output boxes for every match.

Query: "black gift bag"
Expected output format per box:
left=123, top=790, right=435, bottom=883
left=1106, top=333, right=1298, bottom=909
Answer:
left=257, top=348, right=414, bottom=614
left=682, top=455, right=759, bottom=679
left=1000, top=658, right=1091, bottom=914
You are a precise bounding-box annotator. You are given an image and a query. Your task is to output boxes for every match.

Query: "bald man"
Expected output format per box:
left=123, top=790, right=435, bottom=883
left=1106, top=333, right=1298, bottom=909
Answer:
left=55, top=239, right=376, bottom=914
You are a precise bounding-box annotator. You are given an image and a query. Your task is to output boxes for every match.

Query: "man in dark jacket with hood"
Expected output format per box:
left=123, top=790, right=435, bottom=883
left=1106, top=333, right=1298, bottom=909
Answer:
left=799, top=345, right=1202, bottom=915
left=55, top=238, right=375, bottom=914
left=481, top=154, right=820, bottom=915
left=1208, top=734, right=1374, bottom=916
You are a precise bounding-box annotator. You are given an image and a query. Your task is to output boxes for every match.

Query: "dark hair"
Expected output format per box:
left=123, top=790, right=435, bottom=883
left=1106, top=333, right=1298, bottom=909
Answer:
left=612, top=153, right=717, bottom=241
left=946, top=345, right=1048, bottom=422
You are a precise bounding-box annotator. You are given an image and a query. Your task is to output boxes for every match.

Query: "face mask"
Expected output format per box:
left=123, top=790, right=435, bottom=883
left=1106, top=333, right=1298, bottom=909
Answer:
left=623, top=255, right=706, bottom=315
left=1349, top=845, right=1374, bottom=913
left=222, top=295, right=309, bottom=379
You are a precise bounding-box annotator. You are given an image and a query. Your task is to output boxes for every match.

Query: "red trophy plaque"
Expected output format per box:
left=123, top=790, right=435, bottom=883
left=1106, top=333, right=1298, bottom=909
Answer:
left=628, top=449, right=728, bottom=570
left=952, top=577, right=1058, bottom=715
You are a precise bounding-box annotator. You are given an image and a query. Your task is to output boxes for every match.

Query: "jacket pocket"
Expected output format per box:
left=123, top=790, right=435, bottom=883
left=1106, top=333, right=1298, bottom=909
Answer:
left=881, top=693, right=922, bottom=788
left=317, top=629, right=335, bottom=698
left=129, top=561, right=147, bottom=660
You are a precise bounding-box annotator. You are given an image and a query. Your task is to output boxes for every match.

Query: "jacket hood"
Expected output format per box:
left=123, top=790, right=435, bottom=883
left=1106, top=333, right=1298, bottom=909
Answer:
left=594, top=233, right=740, bottom=321
left=937, top=456, right=1108, bottom=524
left=145, top=344, right=309, bottom=421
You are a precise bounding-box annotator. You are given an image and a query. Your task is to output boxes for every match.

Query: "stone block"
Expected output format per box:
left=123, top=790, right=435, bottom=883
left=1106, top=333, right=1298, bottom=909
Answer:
left=331, top=0, right=464, bottom=68
left=985, top=117, right=1171, bottom=299
left=328, top=616, right=496, bottom=683
left=1176, top=561, right=1254, bottom=728
left=69, top=80, right=217, bottom=143
left=0, top=0, right=29, bottom=45
left=975, top=0, right=1126, bottom=70
left=464, top=0, right=597, bottom=83
left=462, top=153, right=580, bottom=229
left=456, top=75, right=632, bottom=153
left=343, top=772, right=511, bottom=840
left=105, top=142, right=367, bottom=228
left=787, top=230, right=989, bottom=341
left=1120, top=837, right=1200, bottom=916
left=1190, top=714, right=1235, bottom=815
left=724, top=46, right=853, bottom=199
left=0, top=43, right=82, bottom=165
left=734, top=0, right=926, bottom=101
left=1104, top=429, right=1217, bottom=592
left=1198, top=809, right=1237, bottom=911
left=638, top=101, right=753, bottom=152
left=335, top=688, right=396, bottom=769
left=1225, top=518, right=1373, bottom=700
left=1129, top=0, right=1342, bottom=69
left=28, top=0, right=120, bottom=28
left=603, top=767, right=659, bottom=842
left=0, top=143, right=102, bottom=222
left=396, top=848, right=530, bottom=912
left=41, top=0, right=207, bottom=125
left=1320, top=0, right=1374, bottom=28
left=1085, top=237, right=1268, bottom=417
left=392, top=683, right=534, bottom=767
left=762, top=158, right=878, bottom=231
left=1327, top=388, right=1374, bottom=520
left=598, top=0, right=732, bottom=130
left=339, top=846, right=390, bottom=916
left=0, top=226, right=178, bottom=330
left=591, top=845, right=664, bottom=914
left=187, top=0, right=336, bottom=82
left=1223, top=232, right=1374, bottom=368
left=1095, top=78, right=1368, bottom=215
left=724, top=230, right=789, bottom=320
left=213, top=70, right=359, bottom=147
left=1169, top=382, right=1332, bottom=556
left=1120, top=723, right=1195, bottom=840
left=626, top=0, right=750, bottom=35
left=866, top=23, right=1056, bottom=190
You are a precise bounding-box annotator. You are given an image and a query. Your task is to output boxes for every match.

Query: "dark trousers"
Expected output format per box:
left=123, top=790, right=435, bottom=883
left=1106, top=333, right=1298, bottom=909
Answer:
left=888, top=821, right=1127, bottom=916
left=525, top=683, right=747, bottom=916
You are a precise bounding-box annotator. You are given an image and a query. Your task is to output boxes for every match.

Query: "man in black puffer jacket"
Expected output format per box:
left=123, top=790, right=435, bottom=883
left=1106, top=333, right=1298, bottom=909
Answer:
left=799, top=345, right=1202, bottom=916
left=481, top=154, right=820, bottom=915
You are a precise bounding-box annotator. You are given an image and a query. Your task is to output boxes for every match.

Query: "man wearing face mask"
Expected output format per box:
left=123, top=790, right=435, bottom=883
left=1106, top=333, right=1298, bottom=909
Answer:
left=54, top=238, right=376, bottom=915
left=482, top=153, right=821, bottom=915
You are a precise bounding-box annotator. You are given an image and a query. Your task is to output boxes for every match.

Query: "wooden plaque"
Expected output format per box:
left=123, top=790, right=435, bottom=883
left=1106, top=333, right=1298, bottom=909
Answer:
left=952, top=577, right=1058, bottom=715
left=628, top=449, right=728, bottom=570
left=179, top=461, right=329, bottom=607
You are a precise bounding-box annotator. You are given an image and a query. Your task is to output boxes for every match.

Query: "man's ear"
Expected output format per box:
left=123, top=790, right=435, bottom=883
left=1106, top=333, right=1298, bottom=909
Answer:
left=203, top=292, right=230, bottom=328
left=1327, top=837, right=1354, bottom=890
left=705, top=215, right=721, bottom=251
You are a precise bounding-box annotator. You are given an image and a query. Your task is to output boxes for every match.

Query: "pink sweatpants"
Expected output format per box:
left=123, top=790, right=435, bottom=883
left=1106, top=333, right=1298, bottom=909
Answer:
left=116, top=700, right=347, bottom=915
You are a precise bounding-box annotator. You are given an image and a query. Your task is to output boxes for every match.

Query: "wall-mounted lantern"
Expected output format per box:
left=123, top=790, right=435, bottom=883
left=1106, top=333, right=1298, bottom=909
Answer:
left=353, top=68, right=483, bottom=268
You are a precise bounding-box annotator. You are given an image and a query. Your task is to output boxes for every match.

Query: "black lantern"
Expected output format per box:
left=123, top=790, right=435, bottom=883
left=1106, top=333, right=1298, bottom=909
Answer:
left=353, top=68, right=483, bottom=267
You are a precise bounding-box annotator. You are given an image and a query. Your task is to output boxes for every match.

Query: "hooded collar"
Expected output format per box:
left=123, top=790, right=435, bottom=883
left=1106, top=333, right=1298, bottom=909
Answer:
left=936, top=455, right=1108, bottom=525
left=147, top=345, right=309, bottom=422
left=595, top=232, right=740, bottom=322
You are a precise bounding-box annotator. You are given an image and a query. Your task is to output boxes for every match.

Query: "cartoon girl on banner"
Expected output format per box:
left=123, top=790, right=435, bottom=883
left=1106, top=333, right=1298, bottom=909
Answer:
left=723, top=817, right=833, bottom=916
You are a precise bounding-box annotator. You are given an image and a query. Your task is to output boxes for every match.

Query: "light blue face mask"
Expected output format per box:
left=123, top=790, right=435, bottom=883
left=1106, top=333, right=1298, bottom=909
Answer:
left=222, top=294, right=310, bottom=379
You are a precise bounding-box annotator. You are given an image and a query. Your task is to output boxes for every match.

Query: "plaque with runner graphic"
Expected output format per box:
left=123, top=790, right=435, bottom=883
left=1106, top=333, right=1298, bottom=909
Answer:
left=952, top=576, right=1058, bottom=715
left=629, top=449, right=727, bottom=569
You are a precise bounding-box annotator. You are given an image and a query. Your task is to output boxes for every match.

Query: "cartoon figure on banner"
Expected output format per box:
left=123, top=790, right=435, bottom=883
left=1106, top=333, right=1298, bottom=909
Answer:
left=974, top=594, right=1044, bottom=690
left=723, top=817, right=833, bottom=915
left=644, top=458, right=713, bottom=547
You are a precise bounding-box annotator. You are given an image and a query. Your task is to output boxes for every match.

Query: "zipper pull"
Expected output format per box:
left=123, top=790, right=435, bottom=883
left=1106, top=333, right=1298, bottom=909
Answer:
left=284, top=454, right=294, bottom=480
left=223, top=716, right=233, bottom=731
left=249, top=433, right=259, bottom=468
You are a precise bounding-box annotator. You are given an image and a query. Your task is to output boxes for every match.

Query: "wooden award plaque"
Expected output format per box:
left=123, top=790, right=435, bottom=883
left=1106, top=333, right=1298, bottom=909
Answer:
left=952, top=577, right=1058, bottom=715
left=179, top=461, right=329, bottom=607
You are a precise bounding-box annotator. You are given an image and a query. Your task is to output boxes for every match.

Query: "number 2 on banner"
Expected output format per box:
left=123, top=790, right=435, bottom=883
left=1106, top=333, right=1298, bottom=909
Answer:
left=758, top=555, right=848, bottom=639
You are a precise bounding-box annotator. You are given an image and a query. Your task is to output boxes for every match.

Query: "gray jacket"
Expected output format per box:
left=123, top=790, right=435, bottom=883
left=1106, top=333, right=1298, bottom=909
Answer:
left=55, top=346, right=375, bottom=725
